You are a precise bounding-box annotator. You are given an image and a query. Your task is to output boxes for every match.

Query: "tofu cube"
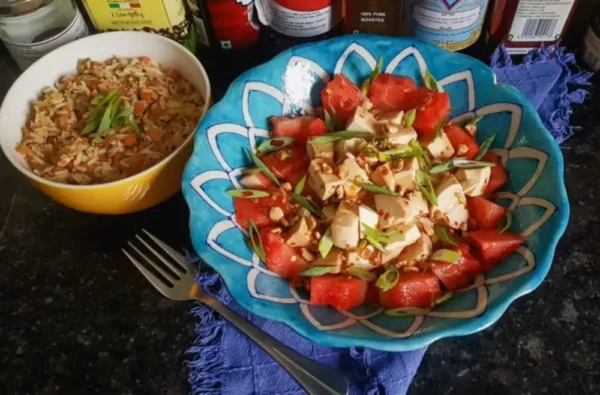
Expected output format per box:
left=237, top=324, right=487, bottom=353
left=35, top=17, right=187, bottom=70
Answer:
left=347, top=245, right=378, bottom=270
left=312, top=247, right=343, bottom=273
left=308, top=158, right=344, bottom=200
left=331, top=202, right=360, bottom=249
left=375, top=195, right=417, bottom=229
left=334, top=138, right=362, bottom=163
left=433, top=174, right=465, bottom=214
left=439, top=203, right=468, bottom=230
left=386, top=126, right=418, bottom=146
left=455, top=167, right=491, bottom=197
left=307, top=141, right=334, bottom=160
left=346, top=104, right=379, bottom=134
left=425, top=132, right=455, bottom=160
left=394, top=157, right=420, bottom=193
left=374, top=110, right=404, bottom=126
left=358, top=205, right=379, bottom=238
left=397, top=234, right=433, bottom=265
left=385, top=222, right=422, bottom=252
left=407, top=190, right=429, bottom=216
left=285, top=216, right=312, bottom=248
left=370, top=163, right=395, bottom=192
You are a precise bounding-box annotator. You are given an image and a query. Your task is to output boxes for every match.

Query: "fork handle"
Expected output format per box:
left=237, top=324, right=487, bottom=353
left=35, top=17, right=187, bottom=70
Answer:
left=199, top=295, right=349, bottom=395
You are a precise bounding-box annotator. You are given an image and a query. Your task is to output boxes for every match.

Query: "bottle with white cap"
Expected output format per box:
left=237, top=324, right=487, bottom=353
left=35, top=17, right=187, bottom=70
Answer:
left=0, top=0, right=89, bottom=69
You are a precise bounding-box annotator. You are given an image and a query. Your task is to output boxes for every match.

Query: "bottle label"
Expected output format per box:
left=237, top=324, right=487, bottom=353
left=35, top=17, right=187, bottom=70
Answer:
left=3, top=10, right=89, bottom=70
left=405, top=0, right=489, bottom=51
left=507, top=0, right=575, bottom=42
left=583, top=27, right=600, bottom=72
left=82, top=0, right=189, bottom=43
left=255, top=0, right=342, bottom=38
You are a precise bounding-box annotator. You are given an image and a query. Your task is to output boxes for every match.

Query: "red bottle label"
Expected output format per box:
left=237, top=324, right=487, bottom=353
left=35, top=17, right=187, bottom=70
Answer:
left=207, top=0, right=260, bottom=49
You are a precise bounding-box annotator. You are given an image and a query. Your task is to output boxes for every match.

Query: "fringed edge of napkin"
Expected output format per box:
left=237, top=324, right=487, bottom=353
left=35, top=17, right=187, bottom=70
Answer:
left=491, top=45, right=593, bottom=144
left=185, top=257, right=390, bottom=395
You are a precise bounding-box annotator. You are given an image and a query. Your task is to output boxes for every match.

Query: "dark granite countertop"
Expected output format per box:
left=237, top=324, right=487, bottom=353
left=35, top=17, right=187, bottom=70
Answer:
left=1, top=43, right=599, bottom=395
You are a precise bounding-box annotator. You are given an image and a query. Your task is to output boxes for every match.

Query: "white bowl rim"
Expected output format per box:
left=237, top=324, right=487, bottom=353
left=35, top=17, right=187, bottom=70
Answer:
left=0, top=31, right=212, bottom=190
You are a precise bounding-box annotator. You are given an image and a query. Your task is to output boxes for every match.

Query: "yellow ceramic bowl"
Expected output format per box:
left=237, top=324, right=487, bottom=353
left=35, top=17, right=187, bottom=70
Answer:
left=0, top=32, right=211, bottom=214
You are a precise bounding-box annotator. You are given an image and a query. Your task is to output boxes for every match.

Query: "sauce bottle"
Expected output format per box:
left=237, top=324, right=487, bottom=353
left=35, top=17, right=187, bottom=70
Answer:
left=254, top=0, right=344, bottom=52
left=403, top=0, right=490, bottom=51
left=486, top=0, right=579, bottom=55
left=345, top=0, right=407, bottom=36
left=186, top=0, right=260, bottom=50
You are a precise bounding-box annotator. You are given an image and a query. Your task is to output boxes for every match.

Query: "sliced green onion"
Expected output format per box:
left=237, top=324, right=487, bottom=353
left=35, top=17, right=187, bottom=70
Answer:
left=97, top=97, right=121, bottom=136
left=433, top=118, right=446, bottom=139
left=498, top=211, right=513, bottom=233
left=242, top=168, right=261, bottom=176
left=324, top=109, right=336, bottom=132
left=300, top=266, right=337, bottom=276
left=366, top=236, right=389, bottom=254
left=353, top=181, right=398, bottom=196
left=256, top=137, right=294, bottom=154
left=318, top=228, right=333, bottom=258
left=248, top=219, right=266, bottom=262
left=346, top=266, right=376, bottom=281
left=415, top=170, right=437, bottom=206
left=434, top=226, right=458, bottom=247
left=226, top=189, right=269, bottom=198
left=247, top=148, right=280, bottom=186
left=385, top=307, right=429, bottom=317
left=360, top=55, right=383, bottom=94
left=294, top=174, right=307, bottom=195
left=114, top=105, right=134, bottom=121
left=362, top=223, right=405, bottom=247
left=308, top=131, right=374, bottom=145
left=81, top=115, right=101, bottom=136
left=430, top=248, right=461, bottom=263
left=429, top=159, right=496, bottom=175
left=464, top=115, right=483, bottom=127
left=435, top=292, right=453, bottom=305
left=376, top=265, right=400, bottom=292
left=474, top=134, right=495, bottom=160
left=292, top=194, right=324, bottom=219
left=403, top=109, right=416, bottom=128
left=423, top=69, right=444, bottom=93
left=91, top=136, right=103, bottom=145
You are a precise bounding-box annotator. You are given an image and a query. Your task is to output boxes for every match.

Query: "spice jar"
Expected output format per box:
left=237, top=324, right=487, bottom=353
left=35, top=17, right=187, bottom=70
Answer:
left=0, top=0, right=89, bottom=69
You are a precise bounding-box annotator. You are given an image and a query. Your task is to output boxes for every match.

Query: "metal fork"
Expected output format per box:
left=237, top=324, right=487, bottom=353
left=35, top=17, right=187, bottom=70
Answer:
left=122, top=229, right=349, bottom=395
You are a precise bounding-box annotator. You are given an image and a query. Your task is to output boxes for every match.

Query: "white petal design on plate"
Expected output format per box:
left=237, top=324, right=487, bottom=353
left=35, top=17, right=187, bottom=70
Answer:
left=485, top=247, right=535, bottom=285
left=228, top=168, right=245, bottom=189
left=283, top=56, right=330, bottom=115
left=207, top=219, right=252, bottom=267
left=427, top=286, right=488, bottom=318
left=300, top=304, right=357, bottom=331
left=249, top=127, right=270, bottom=151
left=242, top=82, right=284, bottom=128
left=509, top=147, right=548, bottom=197
left=360, top=316, right=425, bottom=338
left=207, top=123, right=250, bottom=172
left=475, top=103, right=522, bottom=148
left=517, top=197, right=556, bottom=238
left=189, top=170, right=232, bottom=217
left=457, top=274, right=485, bottom=293
left=334, top=42, right=377, bottom=75
left=385, top=46, right=427, bottom=75
left=340, top=308, right=384, bottom=320
left=439, top=70, right=476, bottom=111
left=491, top=148, right=510, bottom=166
left=451, top=111, right=475, bottom=125
left=496, top=192, right=520, bottom=211
left=289, top=284, right=311, bottom=304
left=247, top=270, right=298, bottom=304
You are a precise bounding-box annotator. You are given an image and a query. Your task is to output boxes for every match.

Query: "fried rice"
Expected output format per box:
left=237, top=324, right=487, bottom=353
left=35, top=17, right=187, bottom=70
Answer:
left=16, top=56, right=204, bottom=185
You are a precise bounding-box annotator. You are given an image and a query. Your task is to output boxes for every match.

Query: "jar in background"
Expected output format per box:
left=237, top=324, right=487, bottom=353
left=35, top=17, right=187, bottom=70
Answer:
left=81, top=0, right=192, bottom=47
left=0, top=0, right=89, bottom=69
left=583, top=8, right=600, bottom=72
left=404, top=0, right=490, bottom=52
left=345, top=0, right=407, bottom=36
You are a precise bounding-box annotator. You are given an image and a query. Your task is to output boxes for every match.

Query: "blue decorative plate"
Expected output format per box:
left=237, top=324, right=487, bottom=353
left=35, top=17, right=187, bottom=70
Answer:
left=182, top=35, right=569, bottom=351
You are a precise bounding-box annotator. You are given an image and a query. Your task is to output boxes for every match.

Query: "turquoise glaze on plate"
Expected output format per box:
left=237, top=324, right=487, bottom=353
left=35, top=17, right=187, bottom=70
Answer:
left=182, top=35, right=569, bottom=351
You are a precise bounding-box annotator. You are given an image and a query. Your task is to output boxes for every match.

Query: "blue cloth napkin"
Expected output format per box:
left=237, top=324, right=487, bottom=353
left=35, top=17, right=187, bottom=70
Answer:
left=491, top=45, right=592, bottom=143
left=186, top=46, right=591, bottom=395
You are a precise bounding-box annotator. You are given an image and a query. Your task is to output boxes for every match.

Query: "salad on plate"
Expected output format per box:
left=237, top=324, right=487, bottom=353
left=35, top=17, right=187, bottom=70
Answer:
left=227, top=60, right=525, bottom=315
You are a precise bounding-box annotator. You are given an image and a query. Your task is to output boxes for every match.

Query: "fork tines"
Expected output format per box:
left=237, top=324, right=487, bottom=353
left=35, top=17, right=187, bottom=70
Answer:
left=122, top=229, right=198, bottom=300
